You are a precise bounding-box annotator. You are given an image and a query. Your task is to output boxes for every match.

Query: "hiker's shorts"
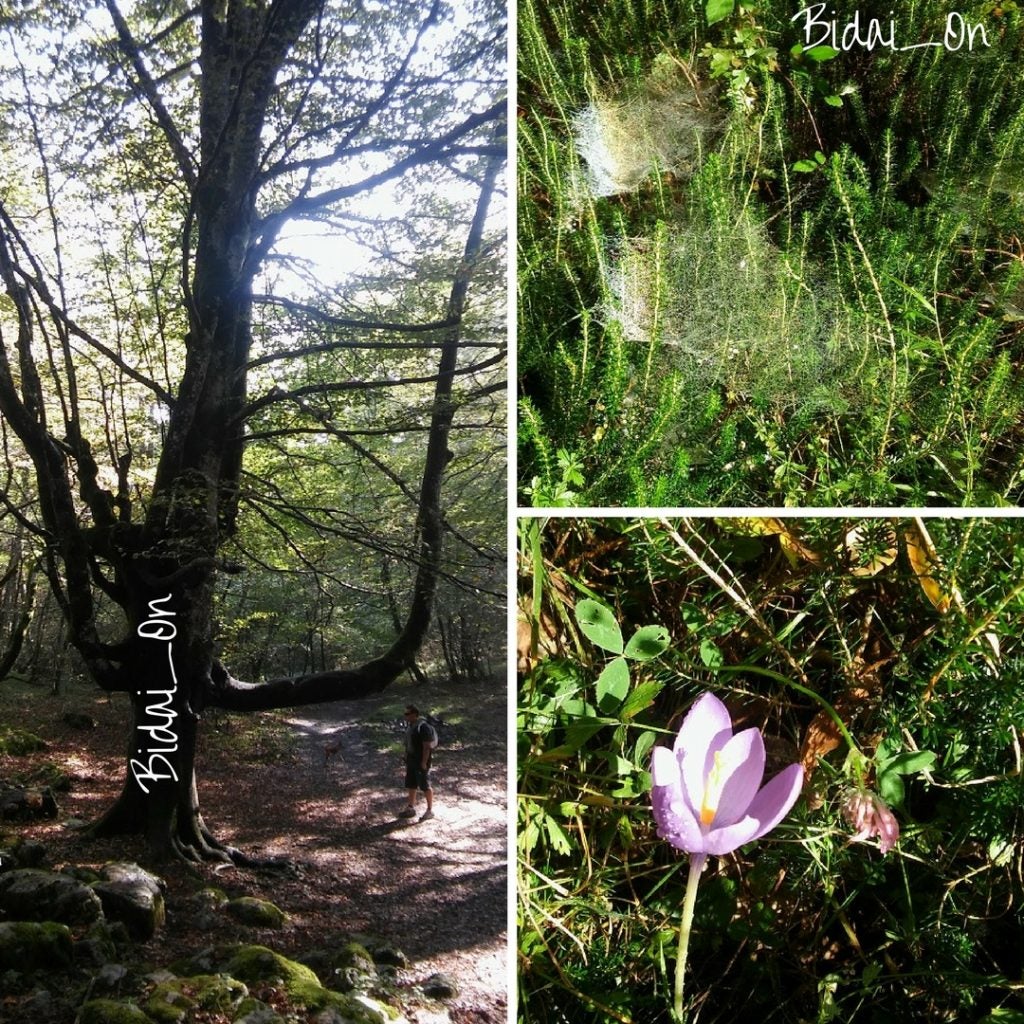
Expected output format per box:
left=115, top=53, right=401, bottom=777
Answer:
left=405, top=763, right=432, bottom=791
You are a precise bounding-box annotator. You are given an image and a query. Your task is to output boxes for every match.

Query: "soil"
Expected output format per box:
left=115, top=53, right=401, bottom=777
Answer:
left=0, top=673, right=509, bottom=1023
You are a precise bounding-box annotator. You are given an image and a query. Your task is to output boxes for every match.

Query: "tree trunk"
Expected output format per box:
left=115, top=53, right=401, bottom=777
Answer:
left=87, top=591, right=222, bottom=861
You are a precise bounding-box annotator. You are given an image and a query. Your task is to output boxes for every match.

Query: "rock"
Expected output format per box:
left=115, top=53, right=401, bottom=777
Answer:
left=95, top=963, right=129, bottom=988
left=146, top=973, right=249, bottom=1023
left=302, top=941, right=378, bottom=993
left=12, top=837, right=47, bottom=866
left=63, top=864, right=102, bottom=883
left=0, top=727, right=47, bottom=755
left=353, top=933, right=409, bottom=969
left=75, top=920, right=125, bottom=966
left=91, top=862, right=166, bottom=941
left=422, top=972, right=459, bottom=999
left=223, top=945, right=370, bottom=1016
left=0, top=921, right=73, bottom=971
left=64, top=816, right=90, bottom=830
left=352, top=994, right=408, bottom=1023
left=312, top=997, right=400, bottom=1024
left=225, top=895, right=287, bottom=929
left=234, top=1003, right=285, bottom=1024
left=79, top=998, right=152, bottom=1024
left=22, top=987, right=57, bottom=1014
left=145, top=968, right=179, bottom=985
left=24, top=761, right=73, bottom=792
left=0, top=868, right=103, bottom=925
left=194, top=886, right=229, bottom=909
left=0, top=785, right=58, bottom=821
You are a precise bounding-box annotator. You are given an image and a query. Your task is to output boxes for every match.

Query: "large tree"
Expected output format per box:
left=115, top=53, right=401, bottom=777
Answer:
left=0, top=0, right=505, bottom=860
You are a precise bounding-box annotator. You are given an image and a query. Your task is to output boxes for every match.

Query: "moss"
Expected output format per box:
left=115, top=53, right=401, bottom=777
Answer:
left=0, top=920, right=73, bottom=971
left=78, top=999, right=152, bottom=1024
left=0, top=727, right=47, bottom=755
left=225, top=896, right=286, bottom=928
left=220, top=945, right=385, bottom=1020
left=145, top=974, right=247, bottom=1023
left=194, top=886, right=228, bottom=908
left=233, top=995, right=280, bottom=1020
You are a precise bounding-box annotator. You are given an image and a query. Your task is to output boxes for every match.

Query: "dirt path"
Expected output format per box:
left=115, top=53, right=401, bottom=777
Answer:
left=0, top=676, right=508, bottom=1023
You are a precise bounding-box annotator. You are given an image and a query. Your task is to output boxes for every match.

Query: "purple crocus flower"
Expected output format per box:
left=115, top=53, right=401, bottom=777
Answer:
left=652, top=691, right=805, bottom=856
left=652, top=692, right=804, bottom=1021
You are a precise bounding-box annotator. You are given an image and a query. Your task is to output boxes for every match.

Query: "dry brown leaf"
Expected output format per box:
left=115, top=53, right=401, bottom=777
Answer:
left=718, top=517, right=823, bottom=566
left=779, top=527, right=824, bottom=567
left=904, top=522, right=960, bottom=615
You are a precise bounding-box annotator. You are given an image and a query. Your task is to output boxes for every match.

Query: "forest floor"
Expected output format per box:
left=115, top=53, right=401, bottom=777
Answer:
left=0, top=671, right=508, bottom=1023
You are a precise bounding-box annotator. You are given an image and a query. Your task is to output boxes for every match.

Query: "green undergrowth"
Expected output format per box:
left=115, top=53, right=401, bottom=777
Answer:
left=517, top=517, right=1024, bottom=1022
left=518, top=0, right=1024, bottom=506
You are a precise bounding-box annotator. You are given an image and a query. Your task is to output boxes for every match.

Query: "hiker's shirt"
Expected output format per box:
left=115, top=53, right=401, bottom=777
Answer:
left=405, top=721, right=431, bottom=767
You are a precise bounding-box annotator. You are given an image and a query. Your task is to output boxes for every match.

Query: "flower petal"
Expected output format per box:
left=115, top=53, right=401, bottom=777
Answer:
left=676, top=693, right=733, bottom=817
left=674, top=692, right=733, bottom=760
left=651, top=744, right=682, bottom=788
left=708, top=728, right=766, bottom=828
left=702, top=815, right=763, bottom=855
left=744, top=763, right=804, bottom=843
left=651, top=747, right=705, bottom=853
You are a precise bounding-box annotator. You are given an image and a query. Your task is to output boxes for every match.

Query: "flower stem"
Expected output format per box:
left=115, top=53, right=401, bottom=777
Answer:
left=673, top=852, right=707, bottom=1022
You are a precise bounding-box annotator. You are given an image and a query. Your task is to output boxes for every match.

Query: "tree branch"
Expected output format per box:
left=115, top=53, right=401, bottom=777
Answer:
left=242, top=351, right=505, bottom=420
left=103, top=0, right=199, bottom=189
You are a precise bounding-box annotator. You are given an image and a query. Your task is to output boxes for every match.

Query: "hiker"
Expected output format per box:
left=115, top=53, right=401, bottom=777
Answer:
left=398, top=704, right=436, bottom=821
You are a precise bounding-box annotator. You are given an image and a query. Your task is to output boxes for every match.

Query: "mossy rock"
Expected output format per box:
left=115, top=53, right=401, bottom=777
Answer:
left=0, top=728, right=47, bottom=755
left=145, top=973, right=248, bottom=1023
left=225, top=896, right=287, bottom=928
left=0, top=920, right=73, bottom=971
left=24, top=761, right=73, bottom=791
left=78, top=999, right=152, bottom=1024
left=193, top=886, right=228, bottom=909
left=0, top=868, right=103, bottom=925
left=233, top=996, right=284, bottom=1022
left=302, top=940, right=378, bottom=993
left=220, top=945, right=387, bottom=1020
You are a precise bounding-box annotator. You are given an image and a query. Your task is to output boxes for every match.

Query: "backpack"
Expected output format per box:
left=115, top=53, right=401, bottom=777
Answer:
left=418, top=719, right=439, bottom=751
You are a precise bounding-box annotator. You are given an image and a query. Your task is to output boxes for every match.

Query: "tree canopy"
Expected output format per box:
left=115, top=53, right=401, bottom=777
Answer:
left=0, top=0, right=506, bottom=858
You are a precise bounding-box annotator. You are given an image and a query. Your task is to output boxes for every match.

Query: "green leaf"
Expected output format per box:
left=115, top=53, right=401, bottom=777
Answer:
left=539, top=717, right=605, bottom=759
left=544, top=815, right=573, bottom=855
left=633, top=730, right=657, bottom=766
left=699, top=638, right=724, bottom=668
left=878, top=770, right=905, bottom=808
left=521, top=819, right=540, bottom=853
left=824, top=94, right=843, bottom=107
left=881, top=750, right=936, bottom=776
left=624, top=624, right=671, bottom=661
left=679, top=602, right=704, bottom=629
left=575, top=599, right=623, bottom=654
left=596, top=657, right=630, bottom=712
left=980, top=1011, right=1024, bottom=1024
left=706, top=0, right=734, bottom=26
left=621, top=680, right=664, bottom=720
left=793, top=159, right=819, bottom=173
left=806, top=45, right=840, bottom=61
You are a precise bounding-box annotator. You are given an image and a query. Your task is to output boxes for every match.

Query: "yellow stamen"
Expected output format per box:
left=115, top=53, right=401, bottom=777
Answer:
left=700, top=750, right=726, bottom=826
